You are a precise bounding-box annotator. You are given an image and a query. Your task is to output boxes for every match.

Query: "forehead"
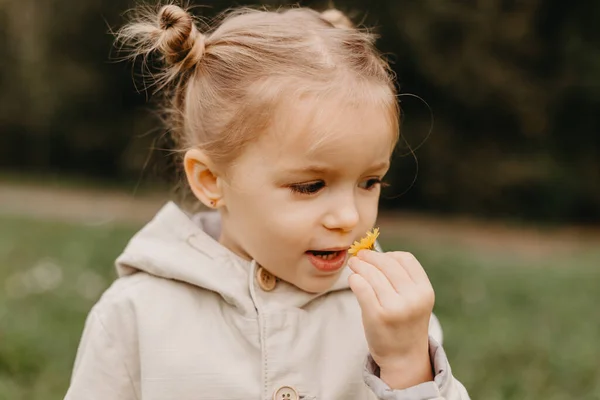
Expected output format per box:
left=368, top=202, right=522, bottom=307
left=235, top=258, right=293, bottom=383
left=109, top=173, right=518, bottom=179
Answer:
left=264, top=95, right=397, bottom=168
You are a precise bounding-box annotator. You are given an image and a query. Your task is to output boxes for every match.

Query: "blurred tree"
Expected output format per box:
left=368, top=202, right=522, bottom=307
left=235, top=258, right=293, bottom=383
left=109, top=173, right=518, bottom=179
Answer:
left=365, top=0, right=600, bottom=222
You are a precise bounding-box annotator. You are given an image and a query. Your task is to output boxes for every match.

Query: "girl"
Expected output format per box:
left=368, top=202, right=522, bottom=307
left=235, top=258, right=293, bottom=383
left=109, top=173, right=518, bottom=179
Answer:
left=65, top=3, right=470, bottom=400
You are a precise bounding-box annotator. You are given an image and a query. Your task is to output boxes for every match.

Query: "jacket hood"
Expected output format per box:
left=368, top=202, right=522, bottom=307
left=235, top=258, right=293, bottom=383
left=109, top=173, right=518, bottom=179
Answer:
left=115, top=202, right=353, bottom=313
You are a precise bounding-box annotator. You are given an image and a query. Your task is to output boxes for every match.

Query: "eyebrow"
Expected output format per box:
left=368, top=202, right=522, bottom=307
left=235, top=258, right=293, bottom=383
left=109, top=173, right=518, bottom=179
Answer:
left=284, top=161, right=390, bottom=175
left=284, top=165, right=330, bottom=174
left=368, top=161, right=391, bottom=171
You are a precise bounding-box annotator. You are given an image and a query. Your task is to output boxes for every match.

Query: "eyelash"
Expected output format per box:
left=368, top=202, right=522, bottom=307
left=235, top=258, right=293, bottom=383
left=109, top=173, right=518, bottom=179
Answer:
left=289, top=181, right=326, bottom=195
left=288, top=178, right=384, bottom=195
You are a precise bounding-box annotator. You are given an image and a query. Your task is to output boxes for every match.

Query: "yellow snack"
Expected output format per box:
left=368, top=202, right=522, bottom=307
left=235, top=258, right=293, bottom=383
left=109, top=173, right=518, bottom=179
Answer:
left=348, top=228, right=379, bottom=257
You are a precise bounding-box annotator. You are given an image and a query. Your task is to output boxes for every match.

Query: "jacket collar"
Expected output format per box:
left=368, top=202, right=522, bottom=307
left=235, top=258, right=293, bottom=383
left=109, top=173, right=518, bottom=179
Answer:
left=116, top=202, right=352, bottom=314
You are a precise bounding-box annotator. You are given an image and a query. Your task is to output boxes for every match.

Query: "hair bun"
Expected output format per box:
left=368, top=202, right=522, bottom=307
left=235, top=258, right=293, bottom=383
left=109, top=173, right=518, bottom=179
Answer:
left=320, top=9, right=354, bottom=29
left=157, top=4, right=205, bottom=66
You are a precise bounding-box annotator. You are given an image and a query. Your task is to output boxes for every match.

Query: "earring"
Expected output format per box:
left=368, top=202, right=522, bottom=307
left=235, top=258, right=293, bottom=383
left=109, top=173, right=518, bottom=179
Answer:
left=210, top=200, right=215, bottom=206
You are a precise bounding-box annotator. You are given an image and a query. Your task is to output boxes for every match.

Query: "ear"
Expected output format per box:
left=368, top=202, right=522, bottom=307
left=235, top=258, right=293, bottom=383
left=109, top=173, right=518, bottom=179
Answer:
left=184, top=149, right=224, bottom=208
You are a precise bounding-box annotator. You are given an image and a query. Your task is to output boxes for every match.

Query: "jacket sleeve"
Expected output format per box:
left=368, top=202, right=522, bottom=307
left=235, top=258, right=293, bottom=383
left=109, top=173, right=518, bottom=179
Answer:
left=363, top=313, right=470, bottom=400
left=64, top=307, right=139, bottom=400
left=363, top=336, right=470, bottom=400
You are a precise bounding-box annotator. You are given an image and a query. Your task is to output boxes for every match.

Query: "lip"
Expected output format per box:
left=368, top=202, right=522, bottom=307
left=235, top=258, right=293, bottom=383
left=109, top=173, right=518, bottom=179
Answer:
left=305, top=250, right=348, bottom=273
left=314, top=247, right=349, bottom=252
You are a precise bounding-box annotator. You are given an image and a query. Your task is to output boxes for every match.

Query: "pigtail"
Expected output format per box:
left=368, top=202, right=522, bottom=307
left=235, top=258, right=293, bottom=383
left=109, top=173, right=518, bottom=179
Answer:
left=320, top=9, right=354, bottom=29
left=115, top=3, right=205, bottom=90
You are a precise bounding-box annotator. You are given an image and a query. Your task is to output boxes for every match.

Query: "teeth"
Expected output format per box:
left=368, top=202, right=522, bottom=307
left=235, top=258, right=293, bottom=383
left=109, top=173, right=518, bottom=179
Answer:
left=315, top=252, right=338, bottom=260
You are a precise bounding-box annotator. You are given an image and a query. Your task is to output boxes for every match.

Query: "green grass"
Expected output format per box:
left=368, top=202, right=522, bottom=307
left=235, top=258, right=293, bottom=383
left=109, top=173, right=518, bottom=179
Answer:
left=0, top=216, right=135, bottom=400
left=1, top=216, right=599, bottom=399
left=379, top=236, right=600, bottom=400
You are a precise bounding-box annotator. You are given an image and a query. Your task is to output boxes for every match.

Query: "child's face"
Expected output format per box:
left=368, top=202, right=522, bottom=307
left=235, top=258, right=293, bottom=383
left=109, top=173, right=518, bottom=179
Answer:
left=219, top=96, right=395, bottom=293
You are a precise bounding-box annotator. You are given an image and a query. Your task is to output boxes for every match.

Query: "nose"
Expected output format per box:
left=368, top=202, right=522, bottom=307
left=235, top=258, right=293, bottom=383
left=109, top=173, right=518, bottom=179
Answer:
left=322, top=193, right=360, bottom=233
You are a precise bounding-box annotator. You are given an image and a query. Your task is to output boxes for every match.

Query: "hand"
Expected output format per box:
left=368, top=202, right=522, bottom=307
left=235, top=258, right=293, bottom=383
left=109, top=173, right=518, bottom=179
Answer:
left=348, top=250, right=435, bottom=389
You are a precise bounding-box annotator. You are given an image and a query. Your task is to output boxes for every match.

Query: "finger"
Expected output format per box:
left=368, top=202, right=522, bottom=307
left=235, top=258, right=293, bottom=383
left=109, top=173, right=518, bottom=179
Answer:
left=348, top=273, right=381, bottom=315
left=348, top=257, right=398, bottom=306
left=357, top=249, right=413, bottom=291
left=387, top=251, right=431, bottom=285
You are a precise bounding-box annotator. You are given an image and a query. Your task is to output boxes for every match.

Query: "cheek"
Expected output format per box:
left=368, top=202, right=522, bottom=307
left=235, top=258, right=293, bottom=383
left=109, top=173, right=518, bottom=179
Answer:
left=226, top=188, right=307, bottom=243
left=358, top=193, right=380, bottom=225
left=263, top=210, right=314, bottom=243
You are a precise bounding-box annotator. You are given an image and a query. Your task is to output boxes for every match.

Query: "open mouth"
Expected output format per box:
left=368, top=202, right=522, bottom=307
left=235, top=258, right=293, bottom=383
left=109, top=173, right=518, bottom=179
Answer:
left=305, top=249, right=348, bottom=272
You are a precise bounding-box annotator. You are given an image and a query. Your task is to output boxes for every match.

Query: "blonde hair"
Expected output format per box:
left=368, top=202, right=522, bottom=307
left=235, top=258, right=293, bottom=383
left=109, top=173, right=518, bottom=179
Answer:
left=116, top=3, right=399, bottom=172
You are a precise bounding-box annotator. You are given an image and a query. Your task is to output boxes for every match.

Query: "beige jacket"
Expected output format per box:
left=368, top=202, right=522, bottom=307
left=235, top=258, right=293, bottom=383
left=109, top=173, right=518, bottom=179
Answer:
left=65, top=202, right=469, bottom=400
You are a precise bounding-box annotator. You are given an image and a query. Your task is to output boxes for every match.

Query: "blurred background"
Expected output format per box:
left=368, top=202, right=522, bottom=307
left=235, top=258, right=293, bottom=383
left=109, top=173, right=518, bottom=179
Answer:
left=0, top=0, right=599, bottom=399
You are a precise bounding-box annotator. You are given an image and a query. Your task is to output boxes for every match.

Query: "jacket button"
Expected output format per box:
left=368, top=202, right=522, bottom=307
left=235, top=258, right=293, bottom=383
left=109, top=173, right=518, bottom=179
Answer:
left=273, top=385, right=299, bottom=400
left=256, top=266, right=277, bottom=291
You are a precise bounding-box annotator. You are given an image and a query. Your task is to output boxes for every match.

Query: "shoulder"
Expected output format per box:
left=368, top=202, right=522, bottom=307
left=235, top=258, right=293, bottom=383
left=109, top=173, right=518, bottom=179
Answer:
left=91, top=272, right=197, bottom=328
left=95, top=271, right=168, bottom=308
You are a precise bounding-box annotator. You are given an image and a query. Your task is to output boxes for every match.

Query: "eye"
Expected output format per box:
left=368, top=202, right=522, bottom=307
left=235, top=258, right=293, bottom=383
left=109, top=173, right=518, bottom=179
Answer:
left=288, top=180, right=326, bottom=195
left=358, top=178, right=383, bottom=190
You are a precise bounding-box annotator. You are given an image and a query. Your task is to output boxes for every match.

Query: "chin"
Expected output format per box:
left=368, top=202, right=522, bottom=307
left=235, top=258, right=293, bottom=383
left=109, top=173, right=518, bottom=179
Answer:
left=293, top=275, right=340, bottom=294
